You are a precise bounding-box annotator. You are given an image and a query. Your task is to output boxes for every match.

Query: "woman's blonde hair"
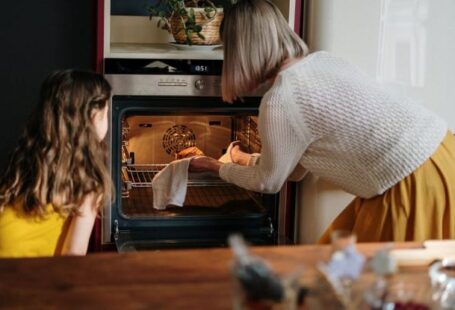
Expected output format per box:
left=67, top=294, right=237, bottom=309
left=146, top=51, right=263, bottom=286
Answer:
left=0, top=70, right=113, bottom=216
left=221, top=0, right=309, bottom=103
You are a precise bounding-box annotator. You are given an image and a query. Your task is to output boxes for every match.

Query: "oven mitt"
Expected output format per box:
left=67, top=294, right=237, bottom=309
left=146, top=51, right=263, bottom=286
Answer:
left=219, top=141, right=261, bottom=166
left=218, top=141, right=239, bottom=163
left=151, top=158, right=192, bottom=210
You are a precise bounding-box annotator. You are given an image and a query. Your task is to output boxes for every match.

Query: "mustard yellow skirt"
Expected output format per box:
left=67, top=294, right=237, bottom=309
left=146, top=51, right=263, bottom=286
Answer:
left=318, top=132, right=455, bottom=243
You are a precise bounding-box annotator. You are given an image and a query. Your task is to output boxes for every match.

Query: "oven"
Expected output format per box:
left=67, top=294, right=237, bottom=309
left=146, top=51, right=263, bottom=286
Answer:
left=103, top=58, right=292, bottom=251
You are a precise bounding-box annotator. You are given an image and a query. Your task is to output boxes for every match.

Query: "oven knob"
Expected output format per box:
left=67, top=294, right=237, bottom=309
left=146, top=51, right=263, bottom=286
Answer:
left=194, top=79, right=205, bottom=90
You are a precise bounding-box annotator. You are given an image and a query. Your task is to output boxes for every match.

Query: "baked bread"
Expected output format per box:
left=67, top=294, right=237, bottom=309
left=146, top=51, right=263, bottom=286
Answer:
left=176, top=146, right=204, bottom=159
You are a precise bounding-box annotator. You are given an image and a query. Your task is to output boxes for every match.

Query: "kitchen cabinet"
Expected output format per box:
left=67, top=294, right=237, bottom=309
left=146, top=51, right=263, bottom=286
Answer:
left=101, top=0, right=302, bottom=61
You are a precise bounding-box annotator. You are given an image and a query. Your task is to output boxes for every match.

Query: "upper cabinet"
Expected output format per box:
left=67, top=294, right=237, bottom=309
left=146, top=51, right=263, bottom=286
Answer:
left=103, top=0, right=299, bottom=60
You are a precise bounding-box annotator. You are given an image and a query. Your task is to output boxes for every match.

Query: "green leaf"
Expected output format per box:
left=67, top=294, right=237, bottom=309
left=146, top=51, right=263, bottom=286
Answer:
left=197, top=32, right=205, bottom=40
left=193, top=25, right=202, bottom=32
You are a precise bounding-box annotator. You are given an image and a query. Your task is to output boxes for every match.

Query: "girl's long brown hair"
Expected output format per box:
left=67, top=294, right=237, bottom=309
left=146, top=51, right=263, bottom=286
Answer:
left=0, top=70, right=113, bottom=216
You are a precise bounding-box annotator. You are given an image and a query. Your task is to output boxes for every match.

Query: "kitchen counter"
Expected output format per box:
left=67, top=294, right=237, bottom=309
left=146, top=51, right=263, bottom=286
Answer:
left=0, top=243, right=426, bottom=308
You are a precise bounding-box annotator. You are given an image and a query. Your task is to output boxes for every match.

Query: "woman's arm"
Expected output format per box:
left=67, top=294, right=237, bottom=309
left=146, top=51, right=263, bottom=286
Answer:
left=230, top=146, right=307, bottom=181
left=191, top=89, right=311, bottom=193
left=60, top=193, right=99, bottom=256
left=230, top=145, right=253, bottom=166
left=287, top=163, right=307, bottom=182
left=193, top=91, right=310, bottom=193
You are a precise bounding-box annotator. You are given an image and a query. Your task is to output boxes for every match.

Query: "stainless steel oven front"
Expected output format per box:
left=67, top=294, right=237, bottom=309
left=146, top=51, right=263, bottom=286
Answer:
left=103, top=58, right=290, bottom=251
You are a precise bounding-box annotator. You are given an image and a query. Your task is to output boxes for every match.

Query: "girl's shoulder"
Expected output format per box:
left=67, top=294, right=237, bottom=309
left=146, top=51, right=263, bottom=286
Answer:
left=0, top=200, right=62, bottom=221
left=0, top=201, right=68, bottom=258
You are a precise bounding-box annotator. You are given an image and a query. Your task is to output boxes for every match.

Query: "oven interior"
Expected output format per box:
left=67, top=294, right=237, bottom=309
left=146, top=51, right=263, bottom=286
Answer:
left=120, top=113, right=266, bottom=219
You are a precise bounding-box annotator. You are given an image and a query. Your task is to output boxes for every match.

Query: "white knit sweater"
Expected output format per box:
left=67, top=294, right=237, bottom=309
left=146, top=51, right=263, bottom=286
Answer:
left=219, top=51, right=448, bottom=198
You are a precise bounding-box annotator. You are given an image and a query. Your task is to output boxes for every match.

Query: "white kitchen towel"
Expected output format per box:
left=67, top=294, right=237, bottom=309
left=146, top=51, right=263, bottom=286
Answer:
left=151, top=158, right=192, bottom=210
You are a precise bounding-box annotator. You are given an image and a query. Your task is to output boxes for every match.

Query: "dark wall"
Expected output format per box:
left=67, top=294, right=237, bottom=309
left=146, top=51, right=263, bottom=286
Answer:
left=0, top=1, right=96, bottom=170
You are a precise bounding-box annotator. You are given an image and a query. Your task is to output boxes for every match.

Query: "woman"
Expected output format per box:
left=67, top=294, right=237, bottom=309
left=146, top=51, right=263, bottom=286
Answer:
left=190, top=0, right=455, bottom=242
left=0, top=70, right=112, bottom=257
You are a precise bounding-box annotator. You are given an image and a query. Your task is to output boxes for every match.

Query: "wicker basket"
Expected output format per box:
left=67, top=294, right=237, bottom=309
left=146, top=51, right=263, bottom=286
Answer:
left=170, top=8, right=223, bottom=45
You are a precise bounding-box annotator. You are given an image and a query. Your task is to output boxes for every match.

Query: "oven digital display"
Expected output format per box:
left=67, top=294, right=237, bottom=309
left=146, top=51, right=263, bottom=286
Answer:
left=190, top=65, right=210, bottom=74
left=104, top=59, right=223, bottom=75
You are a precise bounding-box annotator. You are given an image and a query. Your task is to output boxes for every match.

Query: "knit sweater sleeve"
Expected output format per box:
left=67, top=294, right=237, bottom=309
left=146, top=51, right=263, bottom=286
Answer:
left=219, top=90, right=309, bottom=193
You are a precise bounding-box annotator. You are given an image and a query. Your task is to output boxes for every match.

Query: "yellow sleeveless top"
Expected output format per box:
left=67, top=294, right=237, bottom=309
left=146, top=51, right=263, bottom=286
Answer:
left=0, top=202, right=70, bottom=257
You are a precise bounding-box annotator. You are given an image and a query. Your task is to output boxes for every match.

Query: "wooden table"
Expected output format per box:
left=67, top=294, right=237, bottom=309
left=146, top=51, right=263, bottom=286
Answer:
left=0, top=243, right=427, bottom=309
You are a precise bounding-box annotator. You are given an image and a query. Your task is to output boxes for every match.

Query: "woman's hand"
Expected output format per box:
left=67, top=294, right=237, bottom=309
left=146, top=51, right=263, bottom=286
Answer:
left=189, top=156, right=222, bottom=174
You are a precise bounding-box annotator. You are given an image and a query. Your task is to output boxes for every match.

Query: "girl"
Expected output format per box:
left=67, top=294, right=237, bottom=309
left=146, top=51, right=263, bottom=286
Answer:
left=0, top=70, right=112, bottom=257
left=190, top=0, right=455, bottom=242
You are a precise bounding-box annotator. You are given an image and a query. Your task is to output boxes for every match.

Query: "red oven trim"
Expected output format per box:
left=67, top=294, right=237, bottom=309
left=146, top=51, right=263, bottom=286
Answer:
left=294, top=0, right=303, bottom=35
left=280, top=0, right=302, bottom=236
left=283, top=0, right=302, bottom=244
left=89, top=0, right=105, bottom=252
left=96, top=0, right=104, bottom=74
left=278, top=182, right=298, bottom=244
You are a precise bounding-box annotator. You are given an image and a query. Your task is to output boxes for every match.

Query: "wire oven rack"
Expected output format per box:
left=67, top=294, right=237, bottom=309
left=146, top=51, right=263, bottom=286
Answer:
left=122, top=164, right=228, bottom=189
left=121, top=185, right=264, bottom=216
left=236, top=116, right=261, bottom=154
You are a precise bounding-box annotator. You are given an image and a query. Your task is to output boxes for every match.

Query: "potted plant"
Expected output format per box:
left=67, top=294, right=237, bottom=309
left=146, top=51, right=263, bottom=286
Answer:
left=149, top=0, right=224, bottom=46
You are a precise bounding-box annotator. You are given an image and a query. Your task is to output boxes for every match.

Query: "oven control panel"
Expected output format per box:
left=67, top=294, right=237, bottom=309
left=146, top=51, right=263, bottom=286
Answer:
left=156, top=77, right=207, bottom=89
left=104, top=58, right=267, bottom=97
left=194, top=79, right=205, bottom=90
left=157, top=79, right=187, bottom=87
left=106, top=74, right=223, bottom=96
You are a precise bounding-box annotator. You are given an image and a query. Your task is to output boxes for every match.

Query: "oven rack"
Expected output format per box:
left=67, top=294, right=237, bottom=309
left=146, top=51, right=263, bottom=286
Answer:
left=122, top=164, right=229, bottom=188
left=236, top=116, right=261, bottom=153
